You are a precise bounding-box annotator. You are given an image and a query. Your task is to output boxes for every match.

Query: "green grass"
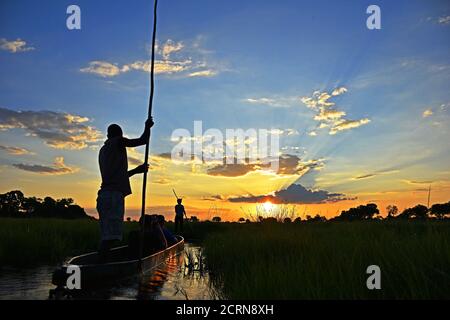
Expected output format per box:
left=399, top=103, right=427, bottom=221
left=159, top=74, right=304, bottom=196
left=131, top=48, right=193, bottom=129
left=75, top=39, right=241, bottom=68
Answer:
left=0, top=218, right=137, bottom=267
left=2, top=218, right=449, bottom=299
left=0, top=218, right=225, bottom=267
left=203, top=221, right=450, bottom=299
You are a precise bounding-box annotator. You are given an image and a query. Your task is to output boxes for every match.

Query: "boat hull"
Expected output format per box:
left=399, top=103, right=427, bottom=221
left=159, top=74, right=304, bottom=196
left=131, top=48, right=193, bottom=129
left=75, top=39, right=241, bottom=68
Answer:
left=52, top=236, right=184, bottom=289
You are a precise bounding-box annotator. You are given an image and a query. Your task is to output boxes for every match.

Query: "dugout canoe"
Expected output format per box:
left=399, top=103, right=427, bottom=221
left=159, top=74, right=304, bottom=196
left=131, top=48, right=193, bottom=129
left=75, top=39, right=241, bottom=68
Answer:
left=52, top=235, right=184, bottom=289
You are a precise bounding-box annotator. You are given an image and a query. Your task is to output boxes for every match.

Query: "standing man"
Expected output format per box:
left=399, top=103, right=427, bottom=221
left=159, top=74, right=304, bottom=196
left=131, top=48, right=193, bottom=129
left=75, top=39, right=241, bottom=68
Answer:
left=97, top=117, right=154, bottom=263
left=174, top=198, right=188, bottom=233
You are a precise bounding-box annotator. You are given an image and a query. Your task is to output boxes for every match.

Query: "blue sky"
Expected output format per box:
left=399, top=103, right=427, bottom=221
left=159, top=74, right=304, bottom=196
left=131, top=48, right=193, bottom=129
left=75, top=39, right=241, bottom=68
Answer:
left=1, top=0, right=449, bottom=219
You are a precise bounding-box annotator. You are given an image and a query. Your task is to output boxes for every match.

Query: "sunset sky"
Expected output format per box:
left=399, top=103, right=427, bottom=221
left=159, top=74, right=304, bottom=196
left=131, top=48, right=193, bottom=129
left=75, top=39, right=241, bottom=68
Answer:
left=1, top=0, right=449, bottom=221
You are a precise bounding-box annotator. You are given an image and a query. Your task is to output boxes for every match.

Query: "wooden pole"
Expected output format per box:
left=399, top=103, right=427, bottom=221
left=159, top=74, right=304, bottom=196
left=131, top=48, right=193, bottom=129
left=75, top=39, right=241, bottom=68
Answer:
left=139, top=0, right=158, bottom=264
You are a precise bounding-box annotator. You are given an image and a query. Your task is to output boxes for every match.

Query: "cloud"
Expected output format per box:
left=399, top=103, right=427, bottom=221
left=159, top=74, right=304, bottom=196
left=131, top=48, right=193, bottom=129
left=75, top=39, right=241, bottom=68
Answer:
left=354, top=174, right=376, bottom=180
left=438, top=16, right=450, bottom=25
left=80, top=38, right=222, bottom=79
left=202, top=195, right=225, bottom=201
left=0, top=107, right=102, bottom=149
left=332, top=87, right=348, bottom=96
left=422, top=109, right=433, bottom=118
left=243, top=96, right=298, bottom=108
left=301, top=88, right=371, bottom=135
left=206, top=155, right=324, bottom=177
left=80, top=61, right=122, bottom=77
left=160, top=39, right=184, bottom=59
left=0, top=145, right=34, bottom=155
left=188, top=70, right=217, bottom=77
left=153, top=178, right=171, bottom=185
left=404, top=180, right=433, bottom=185
left=0, top=38, right=34, bottom=53
left=329, top=118, right=370, bottom=135
left=228, top=183, right=351, bottom=204
left=267, top=128, right=299, bottom=136
left=13, top=157, right=77, bottom=175
left=352, top=168, right=399, bottom=180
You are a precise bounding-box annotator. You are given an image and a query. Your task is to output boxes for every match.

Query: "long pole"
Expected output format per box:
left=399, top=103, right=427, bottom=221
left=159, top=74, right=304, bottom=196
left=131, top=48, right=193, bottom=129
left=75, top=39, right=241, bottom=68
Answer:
left=139, top=0, right=158, bottom=264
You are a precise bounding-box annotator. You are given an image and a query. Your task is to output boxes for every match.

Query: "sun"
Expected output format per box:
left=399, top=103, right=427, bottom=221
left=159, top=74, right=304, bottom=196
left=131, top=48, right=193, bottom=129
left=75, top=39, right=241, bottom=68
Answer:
left=263, top=200, right=274, bottom=211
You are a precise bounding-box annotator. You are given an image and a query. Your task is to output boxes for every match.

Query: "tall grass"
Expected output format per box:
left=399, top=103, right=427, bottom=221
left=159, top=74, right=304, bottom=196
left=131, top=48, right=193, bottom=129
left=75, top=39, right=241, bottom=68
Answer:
left=0, top=218, right=226, bottom=267
left=0, top=218, right=136, bottom=267
left=203, top=221, right=450, bottom=299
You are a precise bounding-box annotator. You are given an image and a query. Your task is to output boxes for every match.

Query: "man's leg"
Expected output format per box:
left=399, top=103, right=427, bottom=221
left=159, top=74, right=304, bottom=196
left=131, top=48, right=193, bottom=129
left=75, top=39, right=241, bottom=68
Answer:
left=174, top=216, right=179, bottom=233
left=98, top=239, right=115, bottom=263
left=180, top=217, right=183, bottom=232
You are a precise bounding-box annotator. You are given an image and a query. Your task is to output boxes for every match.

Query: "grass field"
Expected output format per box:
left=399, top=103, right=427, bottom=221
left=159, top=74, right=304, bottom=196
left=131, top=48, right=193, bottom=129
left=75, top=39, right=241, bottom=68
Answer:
left=0, top=218, right=222, bottom=267
left=203, top=221, right=450, bottom=299
left=0, top=218, right=133, bottom=266
left=1, top=218, right=449, bottom=299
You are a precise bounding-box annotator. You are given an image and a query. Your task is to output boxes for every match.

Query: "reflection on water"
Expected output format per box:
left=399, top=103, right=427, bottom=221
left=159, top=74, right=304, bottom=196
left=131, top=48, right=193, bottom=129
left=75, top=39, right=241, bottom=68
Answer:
left=0, top=243, right=219, bottom=300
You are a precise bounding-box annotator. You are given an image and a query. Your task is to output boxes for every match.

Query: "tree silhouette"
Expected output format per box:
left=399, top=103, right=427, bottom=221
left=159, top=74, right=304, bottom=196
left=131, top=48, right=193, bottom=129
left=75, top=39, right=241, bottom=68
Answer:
left=397, top=204, right=429, bottom=219
left=335, top=203, right=379, bottom=221
left=0, top=190, right=88, bottom=219
left=430, top=201, right=450, bottom=219
left=386, top=205, right=398, bottom=219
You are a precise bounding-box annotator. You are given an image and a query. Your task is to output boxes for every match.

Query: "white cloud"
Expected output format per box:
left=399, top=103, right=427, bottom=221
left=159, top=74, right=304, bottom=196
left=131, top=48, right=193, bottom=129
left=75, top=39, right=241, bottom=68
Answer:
left=438, top=16, right=450, bottom=25
left=160, top=39, right=184, bottom=59
left=80, top=61, right=122, bottom=77
left=422, top=109, right=433, bottom=118
left=329, top=119, right=371, bottom=135
left=244, top=96, right=298, bottom=108
left=0, top=38, right=35, bottom=53
left=80, top=37, right=221, bottom=79
left=301, top=87, right=370, bottom=135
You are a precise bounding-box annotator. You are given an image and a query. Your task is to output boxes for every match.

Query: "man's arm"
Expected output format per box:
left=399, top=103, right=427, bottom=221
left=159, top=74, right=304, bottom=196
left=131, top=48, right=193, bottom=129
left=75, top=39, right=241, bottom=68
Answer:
left=128, top=164, right=149, bottom=177
left=122, top=117, right=154, bottom=148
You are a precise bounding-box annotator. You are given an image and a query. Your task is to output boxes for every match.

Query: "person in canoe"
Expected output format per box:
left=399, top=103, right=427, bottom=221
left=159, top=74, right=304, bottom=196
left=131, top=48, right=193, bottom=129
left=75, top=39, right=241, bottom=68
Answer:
left=157, top=215, right=177, bottom=245
left=96, top=117, right=154, bottom=263
left=128, top=214, right=168, bottom=258
left=174, top=198, right=188, bottom=232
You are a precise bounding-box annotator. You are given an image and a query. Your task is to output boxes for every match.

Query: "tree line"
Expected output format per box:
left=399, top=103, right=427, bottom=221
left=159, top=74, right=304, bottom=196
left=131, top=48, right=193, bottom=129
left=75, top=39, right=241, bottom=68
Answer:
left=0, top=190, right=90, bottom=219
left=239, top=201, right=450, bottom=223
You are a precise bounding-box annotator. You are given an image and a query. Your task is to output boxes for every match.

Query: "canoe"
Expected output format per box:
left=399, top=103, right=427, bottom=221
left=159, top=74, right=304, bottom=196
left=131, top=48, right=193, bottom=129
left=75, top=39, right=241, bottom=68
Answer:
left=52, top=235, right=184, bottom=289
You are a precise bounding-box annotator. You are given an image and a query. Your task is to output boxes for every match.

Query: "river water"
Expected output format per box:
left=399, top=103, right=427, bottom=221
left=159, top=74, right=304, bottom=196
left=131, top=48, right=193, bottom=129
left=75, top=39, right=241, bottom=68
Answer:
left=0, top=243, right=219, bottom=300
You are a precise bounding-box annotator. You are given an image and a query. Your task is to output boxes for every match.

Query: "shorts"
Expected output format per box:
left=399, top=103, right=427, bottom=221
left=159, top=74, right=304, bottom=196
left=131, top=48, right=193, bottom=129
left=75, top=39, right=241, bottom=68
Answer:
left=96, top=190, right=125, bottom=241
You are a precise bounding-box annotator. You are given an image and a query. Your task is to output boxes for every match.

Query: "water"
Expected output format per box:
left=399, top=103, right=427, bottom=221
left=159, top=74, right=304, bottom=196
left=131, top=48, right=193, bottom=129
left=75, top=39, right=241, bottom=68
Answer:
left=0, top=243, right=219, bottom=300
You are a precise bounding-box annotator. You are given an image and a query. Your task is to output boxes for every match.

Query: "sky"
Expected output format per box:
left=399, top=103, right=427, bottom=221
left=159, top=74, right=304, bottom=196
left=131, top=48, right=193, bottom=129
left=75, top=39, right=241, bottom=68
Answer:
left=1, top=0, right=449, bottom=221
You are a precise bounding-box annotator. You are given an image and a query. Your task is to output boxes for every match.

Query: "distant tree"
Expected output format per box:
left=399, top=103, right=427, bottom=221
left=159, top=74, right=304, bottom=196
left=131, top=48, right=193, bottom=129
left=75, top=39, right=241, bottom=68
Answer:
left=0, top=190, right=25, bottom=217
left=430, top=201, right=450, bottom=219
left=0, top=190, right=88, bottom=219
left=238, top=217, right=245, bottom=223
left=294, top=217, right=302, bottom=224
left=386, top=205, right=399, bottom=219
left=245, top=219, right=251, bottom=223
left=283, top=217, right=292, bottom=223
left=212, top=216, right=221, bottom=223
left=190, top=216, right=199, bottom=223
left=397, top=204, right=429, bottom=219
left=308, top=214, right=327, bottom=222
left=126, top=217, right=131, bottom=222
left=336, top=203, right=379, bottom=221
left=262, top=217, right=278, bottom=223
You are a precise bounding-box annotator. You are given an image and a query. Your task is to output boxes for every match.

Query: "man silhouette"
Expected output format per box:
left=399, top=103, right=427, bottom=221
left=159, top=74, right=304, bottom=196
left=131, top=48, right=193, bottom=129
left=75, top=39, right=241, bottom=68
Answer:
left=174, top=198, right=188, bottom=233
left=96, top=117, right=154, bottom=262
